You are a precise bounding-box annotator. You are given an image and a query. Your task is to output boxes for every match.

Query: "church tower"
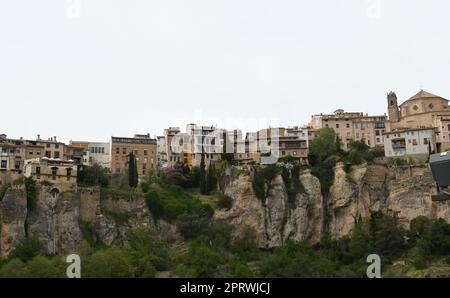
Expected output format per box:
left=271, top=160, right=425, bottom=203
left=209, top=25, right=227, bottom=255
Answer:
left=387, top=91, right=400, bottom=122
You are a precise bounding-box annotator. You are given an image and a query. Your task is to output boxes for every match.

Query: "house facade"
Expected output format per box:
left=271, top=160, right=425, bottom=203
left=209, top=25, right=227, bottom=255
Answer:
left=383, top=128, right=436, bottom=161
left=309, top=109, right=387, bottom=150
left=110, top=134, right=157, bottom=176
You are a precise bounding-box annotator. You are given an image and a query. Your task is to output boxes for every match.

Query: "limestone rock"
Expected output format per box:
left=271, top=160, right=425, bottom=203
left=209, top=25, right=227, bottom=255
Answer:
left=0, top=185, right=27, bottom=258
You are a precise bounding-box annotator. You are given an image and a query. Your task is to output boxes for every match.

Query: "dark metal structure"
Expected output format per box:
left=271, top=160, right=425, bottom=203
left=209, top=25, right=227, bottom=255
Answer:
left=430, top=152, right=450, bottom=201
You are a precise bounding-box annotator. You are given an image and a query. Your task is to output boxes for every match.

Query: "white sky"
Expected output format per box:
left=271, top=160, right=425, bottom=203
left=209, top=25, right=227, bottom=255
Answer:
left=1, top=0, right=450, bottom=143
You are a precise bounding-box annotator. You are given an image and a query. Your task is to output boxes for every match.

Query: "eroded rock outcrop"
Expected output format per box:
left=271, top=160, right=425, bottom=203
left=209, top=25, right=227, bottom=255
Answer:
left=0, top=185, right=27, bottom=258
left=1, top=162, right=450, bottom=258
left=215, top=168, right=324, bottom=248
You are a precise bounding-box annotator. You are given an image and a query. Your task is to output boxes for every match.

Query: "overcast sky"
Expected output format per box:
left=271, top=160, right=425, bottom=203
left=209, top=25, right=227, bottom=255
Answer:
left=1, top=0, right=449, bottom=143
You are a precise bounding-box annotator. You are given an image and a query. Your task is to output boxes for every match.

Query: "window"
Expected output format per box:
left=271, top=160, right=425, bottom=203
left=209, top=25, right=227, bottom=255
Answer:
left=15, top=160, right=21, bottom=170
left=336, top=123, right=340, bottom=128
left=52, top=168, right=57, bottom=180
left=376, top=138, right=380, bottom=143
left=412, top=139, right=418, bottom=146
left=123, top=148, right=127, bottom=154
left=45, top=151, right=51, bottom=158
left=429, top=103, right=434, bottom=110
left=413, top=105, right=419, bottom=111
left=1, top=160, right=7, bottom=169
left=282, top=150, right=286, bottom=156
left=144, top=149, right=148, bottom=156
left=116, top=148, right=120, bottom=154
left=293, top=151, right=297, bottom=155
left=54, top=151, right=60, bottom=159
left=46, top=144, right=50, bottom=148
left=376, top=130, right=380, bottom=136
left=346, top=123, right=350, bottom=128
left=55, top=144, right=59, bottom=149
left=448, top=124, right=450, bottom=131
left=424, top=138, right=429, bottom=144
left=66, top=168, right=72, bottom=180
left=36, top=167, right=41, bottom=179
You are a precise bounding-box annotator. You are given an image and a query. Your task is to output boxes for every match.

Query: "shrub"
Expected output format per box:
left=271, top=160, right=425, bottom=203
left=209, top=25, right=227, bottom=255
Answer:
left=217, top=194, right=233, bottom=210
left=83, top=246, right=134, bottom=278
left=145, top=184, right=213, bottom=222
left=23, top=177, right=38, bottom=210
left=103, top=187, right=131, bottom=200
left=9, top=236, right=42, bottom=262
left=252, top=165, right=280, bottom=200
left=0, top=183, right=11, bottom=201
left=77, top=164, right=110, bottom=187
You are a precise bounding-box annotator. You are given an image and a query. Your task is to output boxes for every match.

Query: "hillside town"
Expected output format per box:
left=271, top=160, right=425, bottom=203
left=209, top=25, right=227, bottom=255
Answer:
left=1, top=90, right=450, bottom=189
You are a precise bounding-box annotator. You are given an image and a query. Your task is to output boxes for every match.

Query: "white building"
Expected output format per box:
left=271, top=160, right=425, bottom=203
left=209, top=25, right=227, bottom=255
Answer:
left=156, top=136, right=167, bottom=167
left=164, top=127, right=182, bottom=166
left=285, top=126, right=312, bottom=148
left=383, top=128, right=436, bottom=160
left=85, top=142, right=111, bottom=168
left=186, top=124, right=225, bottom=167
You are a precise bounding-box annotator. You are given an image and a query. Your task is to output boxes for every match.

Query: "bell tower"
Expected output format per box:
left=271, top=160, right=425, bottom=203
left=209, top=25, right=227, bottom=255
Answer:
left=387, top=91, right=400, bottom=122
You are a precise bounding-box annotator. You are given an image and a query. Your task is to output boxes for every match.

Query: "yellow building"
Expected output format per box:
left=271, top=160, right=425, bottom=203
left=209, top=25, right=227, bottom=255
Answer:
left=309, top=110, right=387, bottom=150
left=387, top=90, right=450, bottom=152
left=24, top=157, right=78, bottom=193
left=110, top=134, right=157, bottom=176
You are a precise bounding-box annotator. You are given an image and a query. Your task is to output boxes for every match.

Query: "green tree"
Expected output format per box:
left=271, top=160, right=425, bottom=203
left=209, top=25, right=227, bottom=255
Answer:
left=128, top=152, right=138, bottom=188
left=199, top=150, right=207, bottom=195
left=9, top=236, right=42, bottom=262
left=309, top=128, right=339, bottom=162
left=78, top=164, right=110, bottom=187
left=83, top=246, right=134, bottom=278
left=206, top=164, right=217, bottom=193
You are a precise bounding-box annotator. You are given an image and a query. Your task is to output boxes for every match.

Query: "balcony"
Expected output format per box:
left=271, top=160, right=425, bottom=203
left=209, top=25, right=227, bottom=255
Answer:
left=392, top=139, right=406, bottom=150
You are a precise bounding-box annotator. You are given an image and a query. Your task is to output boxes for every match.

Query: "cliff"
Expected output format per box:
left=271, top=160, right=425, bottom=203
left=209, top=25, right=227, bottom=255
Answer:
left=0, top=186, right=178, bottom=258
left=1, top=162, right=450, bottom=257
left=215, top=162, right=450, bottom=247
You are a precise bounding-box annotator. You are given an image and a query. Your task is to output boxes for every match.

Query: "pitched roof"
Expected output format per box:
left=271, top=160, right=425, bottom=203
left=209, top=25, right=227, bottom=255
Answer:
left=401, top=90, right=449, bottom=106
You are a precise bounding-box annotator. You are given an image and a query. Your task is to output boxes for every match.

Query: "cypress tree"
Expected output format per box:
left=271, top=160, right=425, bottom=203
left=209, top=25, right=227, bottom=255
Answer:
left=200, top=149, right=207, bottom=195
left=128, top=152, right=138, bottom=188
left=207, top=164, right=216, bottom=193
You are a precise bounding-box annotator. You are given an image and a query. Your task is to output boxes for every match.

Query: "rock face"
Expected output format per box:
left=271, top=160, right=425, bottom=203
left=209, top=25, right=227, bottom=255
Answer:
left=328, top=162, right=449, bottom=238
left=0, top=185, right=27, bottom=258
left=215, top=169, right=324, bottom=248
left=27, top=189, right=84, bottom=255
left=216, top=163, right=450, bottom=247
left=1, top=162, right=450, bottom=258
left=0, top=186, right=165, bottom=258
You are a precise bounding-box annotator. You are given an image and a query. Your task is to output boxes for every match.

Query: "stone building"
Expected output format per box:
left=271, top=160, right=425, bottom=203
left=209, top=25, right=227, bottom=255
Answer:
left=232, top=127, right=309, bottom=164
left=309, top=109, right=387, bottom=150
left=110, top=134, right=157, bottom=176
left=383, top=128, right=436, bottom=161
left=0, top=134, right=68, bottom=185
left=163, top=127, right=182, bottom=166
left=184, top=124, right=224, bottom=167
left=386, top=90, right=450, bottom=152
left=24, top=157, right=78, bottom=192
left=0, top=137, right=25, bottom=185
